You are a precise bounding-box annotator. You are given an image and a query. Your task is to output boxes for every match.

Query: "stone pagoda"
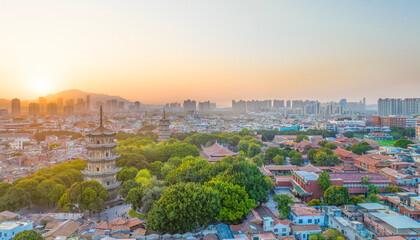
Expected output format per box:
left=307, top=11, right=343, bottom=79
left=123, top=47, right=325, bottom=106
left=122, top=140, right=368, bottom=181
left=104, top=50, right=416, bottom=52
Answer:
left=82, top=106, right=121, bottom=199
left=157, top=109, right=171, bottom=142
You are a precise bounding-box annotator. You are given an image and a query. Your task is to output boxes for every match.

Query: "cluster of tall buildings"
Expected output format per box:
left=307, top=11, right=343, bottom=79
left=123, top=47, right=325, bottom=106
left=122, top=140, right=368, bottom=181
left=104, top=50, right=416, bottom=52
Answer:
left=232, top=98, right=366, bottom=115
left=165, top=100, right=216, bottom=112
left=378, top=98, right=420, bottom=116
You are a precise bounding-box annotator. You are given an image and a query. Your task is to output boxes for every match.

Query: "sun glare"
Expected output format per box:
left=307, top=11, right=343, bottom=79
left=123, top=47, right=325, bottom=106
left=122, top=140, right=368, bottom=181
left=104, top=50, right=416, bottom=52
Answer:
left=33, top=77, right=51, bottom=95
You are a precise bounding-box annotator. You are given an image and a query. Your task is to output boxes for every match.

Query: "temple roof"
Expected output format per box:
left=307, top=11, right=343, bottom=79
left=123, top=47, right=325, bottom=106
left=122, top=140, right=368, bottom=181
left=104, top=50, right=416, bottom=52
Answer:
left=87, top=126, right=116, bottom=136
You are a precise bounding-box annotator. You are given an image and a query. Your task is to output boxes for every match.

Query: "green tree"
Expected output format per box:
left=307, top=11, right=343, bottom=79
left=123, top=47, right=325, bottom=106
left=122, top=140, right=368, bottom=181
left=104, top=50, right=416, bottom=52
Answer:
left=126, top=187, right=144, bottom=210
left=307, top=149, right=317, bottom=163
left=147, top=182, right=221, bottom=233
left=66, top=180, right=109, bottom=212
left=156, top=142, right=200, bottom=162
left=13, top=230, right=44, bottom=240
left=206, top=180, right=255, bottom=223
left=0, top=182, right=11, bottom=198
left=368, top=184, right=380, bottom=195
left=296, top=134, right=309, bottom=143
left=346, top=142, right=373, bottom=155
left=393, top=139, right=415, bottom=149
left=343, top=132, right=354, bottom=138
left=350, top=196, right=364, bottom=205
left=37, top=180, right=66, bottom=206
left=251, top=153, right=265, bottom=166
left=273, top=155, right=286, bottom=165
left=365, top=193, right=381, bottom=203
left=317, top=171, right=331, bottom=192
left=325, top=142, right=337, bottom=149
left=273, top=194, right=295, bottom=219
left=265, top=147, right=281, bottom=160
left=324, top=186, right=349, bottom=206
left=117, top=167, right=138, bottom=182
left=217, top=161, right=270, bottom=205
left=247, top=143, right=262, bottom=158
left=239, top=128, right=253, bottom=137
left=141, top=186, right=165, bottom=213
left=119, top=179, right=141, bottom=198
left=361, top=175, right=371, bottom=198
left=317, top=140, right=328, bottom=147
left=290, top=152, right=304, bottom=166
left=0, top=187, right=30, bottom=211
left=116, top=153, right=149, bottom=169
left=307, top=199, right=322, bottom=206
left=149, top=161, right=164, bottom=179
left=166, top=157, right=211, bottom=184
left=314, top=151, right=339, bottom=166
left=385, top=185, right=402, bottom=193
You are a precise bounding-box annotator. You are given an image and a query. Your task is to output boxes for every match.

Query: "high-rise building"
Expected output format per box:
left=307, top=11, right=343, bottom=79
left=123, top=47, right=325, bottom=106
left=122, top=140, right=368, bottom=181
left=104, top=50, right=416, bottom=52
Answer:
left=134, top=101, right=140, bottom=111
left=47, top=103, right=58, bottom=115
left=183, top=99, right=196, bottom=112
left=118, top=102, right=125, bottom=112
left=378, top=98, right=419, bottom=116
left=86, top=95, right=91, bottom=112
left=0, top=109, right=8, bottom=118
left=82, top=107, right=121, bottom=199
left=232, top=100, right=247, bottom=113
left=29, top=103, right=40, bottom=117
left=75, top=98, right=86, bottom=113
left=286, top=100, right=291, bottom=108
left=57, top=97, right=64, bottom=113
left=273, top=100, right=285, bottom=109
left=198, top=101, right=211, bottom=112
left=339, top=99, right=347, bottom=110
left=65, top=99, right=75, bottom=108
left=39, top=97, right=47, bottom=115
left=11, top=98, right=20, bottom=117
left=63, top=106, right=74, bottom=116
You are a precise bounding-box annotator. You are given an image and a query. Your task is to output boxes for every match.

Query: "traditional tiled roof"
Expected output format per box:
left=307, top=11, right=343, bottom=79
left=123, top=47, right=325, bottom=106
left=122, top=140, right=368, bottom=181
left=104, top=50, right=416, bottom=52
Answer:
left=298, top=163, right=321, bottom=172
left=291, top=206, right=321, bottom=217
left=200, top=142, right=238, bottom=162
left=333, top=148, right=359, bottom=158
left=329, top=172, right=392, bottom=184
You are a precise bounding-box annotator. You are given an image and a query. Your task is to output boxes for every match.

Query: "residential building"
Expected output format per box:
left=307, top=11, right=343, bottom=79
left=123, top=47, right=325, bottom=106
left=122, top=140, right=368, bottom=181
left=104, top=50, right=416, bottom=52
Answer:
left=263, top=217, right=291, bottom=237
left=290, top=224, right=322, bottom=240
left=373, top=116, right=406, bottom=128
left=0, top=221, right=33, bottom=240
left=364, top=210, right=420, bottom=238
left=183, top=99, right=196, bottom=112
left=11, top=98, right=20, bottom=117
left=289, top=204, right=325, bottom=226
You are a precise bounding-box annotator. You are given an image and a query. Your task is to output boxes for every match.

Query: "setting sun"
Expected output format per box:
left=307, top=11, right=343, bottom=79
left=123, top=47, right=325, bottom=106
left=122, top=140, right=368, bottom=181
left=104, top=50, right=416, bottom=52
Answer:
left=32, top=78, right=52, bottom=95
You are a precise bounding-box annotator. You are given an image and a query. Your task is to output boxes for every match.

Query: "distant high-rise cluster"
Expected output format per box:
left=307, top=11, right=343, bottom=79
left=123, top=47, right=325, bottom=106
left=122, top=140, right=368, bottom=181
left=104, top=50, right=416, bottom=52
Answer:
left=231, top=98, right=365, bottom=115
left=378, top=98, right=420, bottom=116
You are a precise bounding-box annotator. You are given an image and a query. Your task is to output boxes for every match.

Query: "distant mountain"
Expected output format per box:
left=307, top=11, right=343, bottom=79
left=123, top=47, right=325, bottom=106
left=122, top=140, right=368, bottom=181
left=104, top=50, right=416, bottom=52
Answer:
left=0, top=89, right=133, bottom=110
left=45, top=89, right=132, bottom=105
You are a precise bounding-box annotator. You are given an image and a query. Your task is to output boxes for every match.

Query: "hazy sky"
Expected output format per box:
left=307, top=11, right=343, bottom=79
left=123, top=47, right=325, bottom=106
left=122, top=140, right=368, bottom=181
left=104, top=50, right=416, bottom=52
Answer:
left=0, top=1, right=419, bottom=106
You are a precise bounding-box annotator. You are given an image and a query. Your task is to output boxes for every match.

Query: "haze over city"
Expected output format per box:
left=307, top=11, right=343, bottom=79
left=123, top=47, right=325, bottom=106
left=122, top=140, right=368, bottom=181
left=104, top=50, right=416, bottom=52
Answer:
left=1, top=1, right=420, bottom=105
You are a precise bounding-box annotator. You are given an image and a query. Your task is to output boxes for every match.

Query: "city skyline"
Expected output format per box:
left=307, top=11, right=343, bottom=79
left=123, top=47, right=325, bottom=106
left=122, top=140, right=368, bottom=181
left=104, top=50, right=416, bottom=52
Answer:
left=1, top=1, right=420, bottom=104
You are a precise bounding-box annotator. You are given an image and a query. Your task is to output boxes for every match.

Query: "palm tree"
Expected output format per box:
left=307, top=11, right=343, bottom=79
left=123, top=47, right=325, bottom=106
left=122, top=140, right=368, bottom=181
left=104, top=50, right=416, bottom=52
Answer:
left=361, top=175, right=371, bottom=198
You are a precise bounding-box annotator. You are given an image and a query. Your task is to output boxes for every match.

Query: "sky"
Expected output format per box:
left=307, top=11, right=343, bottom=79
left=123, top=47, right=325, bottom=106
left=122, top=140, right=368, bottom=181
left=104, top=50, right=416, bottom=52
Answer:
left=0, top=1, right=419, bottom=106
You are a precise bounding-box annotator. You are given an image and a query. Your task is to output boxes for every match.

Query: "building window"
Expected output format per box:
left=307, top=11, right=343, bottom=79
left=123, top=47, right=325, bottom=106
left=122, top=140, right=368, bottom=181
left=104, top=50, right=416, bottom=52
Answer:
left=283, top=228, right=286, bottom=232
left=308, top=219, right=312, bottom=223
left=97, top=167, right=99, bottom=171
left=274, top=229, right=278, bottom=232
left=299, top=219, right=303, bottom=223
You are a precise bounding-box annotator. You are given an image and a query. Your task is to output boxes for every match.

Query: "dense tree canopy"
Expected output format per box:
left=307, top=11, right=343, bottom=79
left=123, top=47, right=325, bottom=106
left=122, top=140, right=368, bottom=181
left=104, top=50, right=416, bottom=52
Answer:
left=65, top=180, right=109, bottom=212
left=393, top=139, right=415, bottom=149
left=346, top=142, right=373, bottom=155
left=317, top=171, right=331, bottom=192
left=324, top=186, right=349, bottom=206
left=147, top=182, right=221, bottom=233
left=274, top=194, right=295, bottom=219
left=13, top=230, right=44, bottom=240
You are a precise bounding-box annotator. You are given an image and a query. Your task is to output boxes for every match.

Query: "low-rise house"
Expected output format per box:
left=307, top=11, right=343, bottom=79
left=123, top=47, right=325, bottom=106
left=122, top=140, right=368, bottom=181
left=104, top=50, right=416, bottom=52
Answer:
left=0, top=211, right=19, bottom=222
left=333, top=148, right=360, bottom=164
left=289, top=205, right=325, bottom=226
left=0, top=221, right=33, bottom=240
left=354, top=155, right=391, bottom=173
left=378, top=192, right=420, bottom=221
left=290, top=224, right=322, bottom=240
left=43, top=219, right=81, bottom=240
left=364, top=210, right=420, bottom=238
left=262, top=217, right=291, bottom=237
left=325, top=206, right=375, bottom=240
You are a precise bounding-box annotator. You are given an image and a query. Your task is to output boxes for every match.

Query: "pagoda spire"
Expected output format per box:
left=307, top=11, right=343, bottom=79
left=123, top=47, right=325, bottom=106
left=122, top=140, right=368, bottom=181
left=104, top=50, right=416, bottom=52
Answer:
left=163, top=108, right=166, bottom=119
left=100, top=105, right=103, bottom=127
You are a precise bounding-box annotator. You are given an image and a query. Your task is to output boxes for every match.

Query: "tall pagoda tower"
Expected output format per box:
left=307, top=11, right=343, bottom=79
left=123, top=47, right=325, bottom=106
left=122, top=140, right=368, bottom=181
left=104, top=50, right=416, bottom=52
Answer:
left=82, top=106, right=121, bottom=199
left=157, top=109, right=171, bottom=142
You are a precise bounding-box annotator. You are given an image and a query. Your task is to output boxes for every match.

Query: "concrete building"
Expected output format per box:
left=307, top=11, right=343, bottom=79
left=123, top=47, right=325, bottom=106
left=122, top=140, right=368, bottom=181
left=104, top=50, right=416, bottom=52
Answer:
left=11, top=98, right=20, bottom=117
left=263, top=217, right=291, bottom=237
left=0, top=221, right=33, bottom=240
left=289, top=205, right=325, bottom=226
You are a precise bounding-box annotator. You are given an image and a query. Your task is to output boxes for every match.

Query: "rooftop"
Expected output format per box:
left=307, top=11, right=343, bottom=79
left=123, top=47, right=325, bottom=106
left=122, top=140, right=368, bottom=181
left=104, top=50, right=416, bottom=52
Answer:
left=370, top=212, right=420, bottom=229
left=296, top=171, right=318, bottom=181
left=357, top=203, right=387, bottom=210
left=0, top=221, right=31, bottom=230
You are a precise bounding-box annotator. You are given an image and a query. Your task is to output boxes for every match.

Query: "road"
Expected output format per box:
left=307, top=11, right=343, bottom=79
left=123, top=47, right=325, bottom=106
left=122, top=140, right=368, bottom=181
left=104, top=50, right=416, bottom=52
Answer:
left=100, top=203, right=132, bottom=221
